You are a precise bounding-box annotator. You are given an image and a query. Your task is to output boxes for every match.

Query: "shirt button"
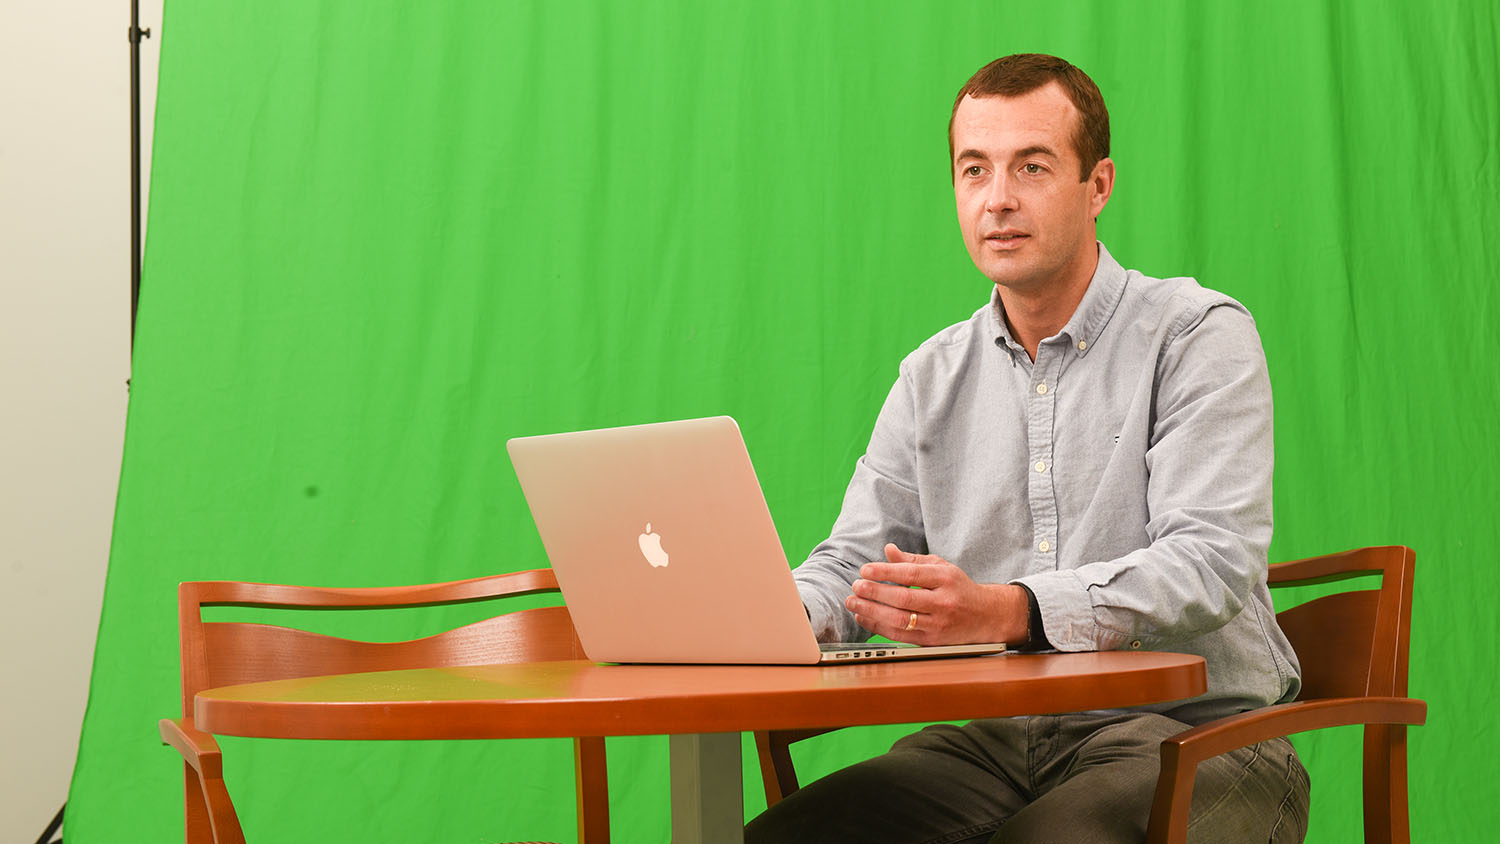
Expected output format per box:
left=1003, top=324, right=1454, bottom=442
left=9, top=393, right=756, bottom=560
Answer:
left=1035, top=383, right=1048, bottom=395
left=1034, top=461, right=1047, bottom=473
left=1077, top=340, right=1088, bottom=351
left=1130, top=640, right=1143, bottom=649
left=1038, top=540, right=1051, bottom=553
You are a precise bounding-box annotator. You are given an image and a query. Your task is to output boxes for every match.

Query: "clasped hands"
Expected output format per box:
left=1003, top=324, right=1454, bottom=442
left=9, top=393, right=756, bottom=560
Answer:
left=845, top=543, right=1030, bottom=646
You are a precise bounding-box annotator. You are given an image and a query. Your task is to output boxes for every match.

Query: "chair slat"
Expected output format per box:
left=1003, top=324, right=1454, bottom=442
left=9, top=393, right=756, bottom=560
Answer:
left=1276, top=590, right=1379, bottom=699
left=201, top=606, right=583, bottom=690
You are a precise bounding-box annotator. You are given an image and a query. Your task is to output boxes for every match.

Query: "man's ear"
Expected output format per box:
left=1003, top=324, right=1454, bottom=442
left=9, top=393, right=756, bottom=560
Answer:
left=1089, top=157, right=1115, bottom=219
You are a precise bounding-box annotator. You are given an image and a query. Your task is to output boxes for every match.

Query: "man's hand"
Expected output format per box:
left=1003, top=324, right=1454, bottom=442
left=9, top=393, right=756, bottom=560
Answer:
left=845, top=543, right=1030, bottom=645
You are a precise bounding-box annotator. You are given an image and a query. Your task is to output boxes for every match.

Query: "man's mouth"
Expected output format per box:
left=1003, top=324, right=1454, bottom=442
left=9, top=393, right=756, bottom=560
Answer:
left=984, top=231, right=1029, bottom=249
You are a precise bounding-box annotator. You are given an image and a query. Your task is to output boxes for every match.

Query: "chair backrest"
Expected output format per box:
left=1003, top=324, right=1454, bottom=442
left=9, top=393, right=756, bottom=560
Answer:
left=176, top=568, right=584, bottom=715
left=1269, top=545, right=1414, bottom=702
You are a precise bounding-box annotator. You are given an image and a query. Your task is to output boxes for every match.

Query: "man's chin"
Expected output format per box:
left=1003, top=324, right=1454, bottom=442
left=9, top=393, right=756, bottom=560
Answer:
left=982, top=262, right=1036, bottom=289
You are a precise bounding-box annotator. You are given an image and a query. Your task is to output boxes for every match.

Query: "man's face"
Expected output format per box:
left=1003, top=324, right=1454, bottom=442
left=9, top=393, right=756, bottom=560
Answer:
left=951, top=84, right=1113, bottom=295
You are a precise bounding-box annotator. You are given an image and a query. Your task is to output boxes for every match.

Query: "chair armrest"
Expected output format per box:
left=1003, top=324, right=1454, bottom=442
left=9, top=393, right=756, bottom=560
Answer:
left=755, top=727, right=842, bottom=806
left=1147, top=697, right=1426, bottom=844
left=1161, top=697, right=1426, bottom=767
left=764, top=726, right=840, bottom=746
left=159, top=717, right=224, bottom=778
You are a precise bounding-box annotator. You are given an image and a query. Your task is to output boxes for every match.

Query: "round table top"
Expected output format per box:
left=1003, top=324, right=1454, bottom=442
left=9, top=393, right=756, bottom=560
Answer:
left=195, top=651, right=1206, bottom=741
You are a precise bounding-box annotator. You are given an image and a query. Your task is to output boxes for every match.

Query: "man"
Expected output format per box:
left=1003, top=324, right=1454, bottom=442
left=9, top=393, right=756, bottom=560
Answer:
left=746, top=54, right=1309, bottom=843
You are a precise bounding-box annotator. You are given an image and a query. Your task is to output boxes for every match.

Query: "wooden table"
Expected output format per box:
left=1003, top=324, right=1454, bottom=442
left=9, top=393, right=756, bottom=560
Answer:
left=196, top=651, right=1206, bottom=843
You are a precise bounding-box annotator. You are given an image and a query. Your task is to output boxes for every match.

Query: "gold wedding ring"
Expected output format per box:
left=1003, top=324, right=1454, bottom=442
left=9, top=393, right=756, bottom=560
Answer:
left=905, top=612, right=919, bottom=631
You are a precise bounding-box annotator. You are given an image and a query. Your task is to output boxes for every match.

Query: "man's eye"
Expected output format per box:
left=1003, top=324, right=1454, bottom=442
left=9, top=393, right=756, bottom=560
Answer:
left=965, top=165, right=983, bottom=177
left=1023, top=163, right=1043, bottom=175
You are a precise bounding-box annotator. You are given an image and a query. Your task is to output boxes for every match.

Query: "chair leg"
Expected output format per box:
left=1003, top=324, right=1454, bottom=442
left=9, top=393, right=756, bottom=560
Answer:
left=1363, top=724, right=1411, bottom=844
left=1145, top=741, right=1196, bottom=844
left=184, top=765, right=215, bottom=844
left=574, top=736, right=609, bottom=844
left=184, top=759, right=246, bottom=844
left=199, top=772, right=247, bottom=844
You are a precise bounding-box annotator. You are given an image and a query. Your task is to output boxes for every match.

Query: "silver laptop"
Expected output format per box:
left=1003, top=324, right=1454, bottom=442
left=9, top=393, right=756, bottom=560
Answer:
left=506, top=416, right=1006, bottom=665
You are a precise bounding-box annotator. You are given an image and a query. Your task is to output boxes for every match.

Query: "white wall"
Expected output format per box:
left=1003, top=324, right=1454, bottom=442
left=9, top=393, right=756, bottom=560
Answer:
left=0, top=0, right=160, bottom=836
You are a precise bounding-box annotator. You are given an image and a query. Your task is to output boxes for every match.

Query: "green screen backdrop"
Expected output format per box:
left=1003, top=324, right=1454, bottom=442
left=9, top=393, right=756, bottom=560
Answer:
left=71, top=1, right=1498, bottom=841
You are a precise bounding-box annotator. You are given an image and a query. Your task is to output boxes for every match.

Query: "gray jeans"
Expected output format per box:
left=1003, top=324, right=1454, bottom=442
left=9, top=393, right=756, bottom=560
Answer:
left=745, top=712, right=1310, bottom=843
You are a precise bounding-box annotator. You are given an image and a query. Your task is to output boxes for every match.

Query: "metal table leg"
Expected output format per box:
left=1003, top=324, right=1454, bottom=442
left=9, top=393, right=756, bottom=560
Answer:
left=669, top=732, right=744, bottom=844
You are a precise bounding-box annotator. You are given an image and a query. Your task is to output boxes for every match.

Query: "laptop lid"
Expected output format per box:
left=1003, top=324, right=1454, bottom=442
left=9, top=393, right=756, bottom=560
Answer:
left=507, top=416, right=825, bottom=664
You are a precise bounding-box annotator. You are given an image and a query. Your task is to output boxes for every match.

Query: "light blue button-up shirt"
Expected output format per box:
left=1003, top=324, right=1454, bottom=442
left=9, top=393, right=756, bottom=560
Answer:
left=794, top=244, right=1300, bottom=723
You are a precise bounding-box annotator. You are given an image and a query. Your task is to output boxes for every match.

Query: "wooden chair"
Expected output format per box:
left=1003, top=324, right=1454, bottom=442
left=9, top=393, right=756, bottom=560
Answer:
left=755, top=545, right=1427, bottom=844
left=1147, top=545, right=1425, bottom=843
left=159, top=568, right=609, bottom=844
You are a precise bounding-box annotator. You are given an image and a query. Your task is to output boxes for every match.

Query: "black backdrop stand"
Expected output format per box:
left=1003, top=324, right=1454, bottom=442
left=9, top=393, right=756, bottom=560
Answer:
left=40, top=12, right=156, bottom=844
left=129, top=0, right=151, bottom=351
left=34, top=805, right=63, bottom=844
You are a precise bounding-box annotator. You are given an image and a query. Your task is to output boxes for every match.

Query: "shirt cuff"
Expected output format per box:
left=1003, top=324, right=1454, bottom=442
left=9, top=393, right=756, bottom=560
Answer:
left=1012, top=570, right=1131, bottom=652
left=1015, top=583, right=1053, bottom=651
left=801, top=595, right=846, bottom=643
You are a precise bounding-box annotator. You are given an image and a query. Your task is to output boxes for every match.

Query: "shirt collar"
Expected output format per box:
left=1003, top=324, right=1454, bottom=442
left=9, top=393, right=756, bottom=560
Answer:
left=988, top=242, right=1128, bottom=358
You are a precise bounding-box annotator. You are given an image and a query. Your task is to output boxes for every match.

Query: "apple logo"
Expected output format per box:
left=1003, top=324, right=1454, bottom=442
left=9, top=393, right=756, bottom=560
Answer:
left=638, top=522, right=670, bottom=567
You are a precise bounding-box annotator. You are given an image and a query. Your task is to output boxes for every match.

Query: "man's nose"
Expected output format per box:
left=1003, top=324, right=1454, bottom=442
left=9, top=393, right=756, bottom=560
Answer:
left=984, top=175, right=1018, bottom=214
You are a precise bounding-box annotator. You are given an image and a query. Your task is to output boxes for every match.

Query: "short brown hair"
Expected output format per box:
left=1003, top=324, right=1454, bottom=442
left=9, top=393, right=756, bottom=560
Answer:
left=949, top=54, right=1110, bottom=181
